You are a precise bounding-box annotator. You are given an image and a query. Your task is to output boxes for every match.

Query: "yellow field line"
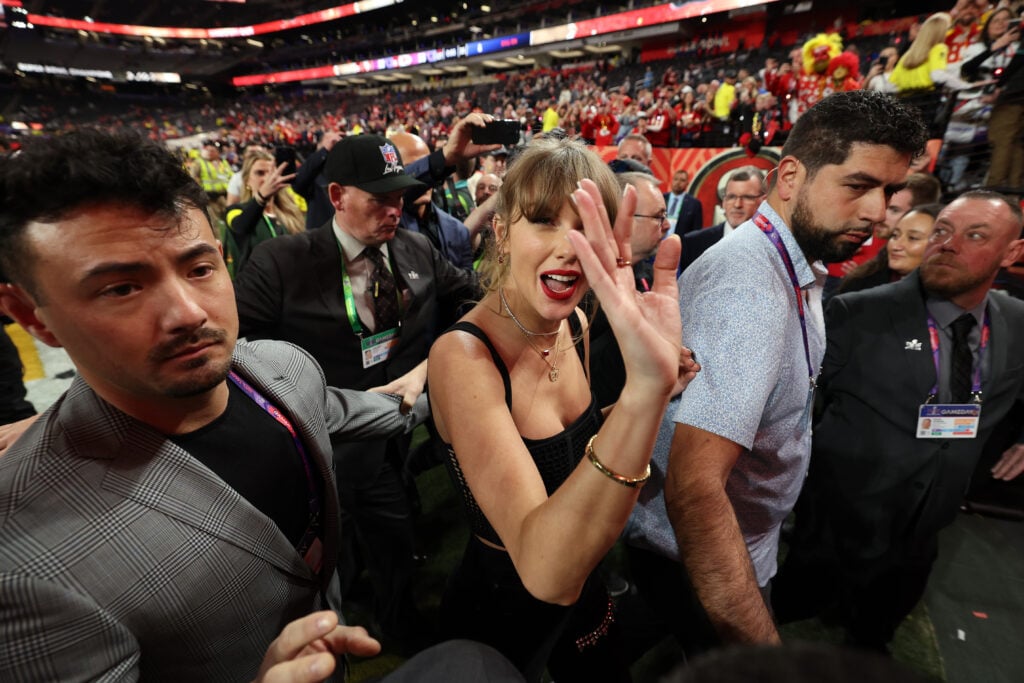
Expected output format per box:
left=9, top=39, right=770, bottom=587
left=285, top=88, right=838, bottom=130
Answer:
left=5, top=323, right=44, bottom=381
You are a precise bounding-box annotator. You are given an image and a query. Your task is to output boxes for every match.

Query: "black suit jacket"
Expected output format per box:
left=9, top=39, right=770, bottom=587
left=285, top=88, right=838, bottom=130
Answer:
left=808, top=273, right=1024, bottom=559
left=679, top=222, right=725, bottom=275
left=292, top=147, right=332, bottom=230
left=665, top=191, right=704, bottom=236
left=234, top=222, right=476, bottom=478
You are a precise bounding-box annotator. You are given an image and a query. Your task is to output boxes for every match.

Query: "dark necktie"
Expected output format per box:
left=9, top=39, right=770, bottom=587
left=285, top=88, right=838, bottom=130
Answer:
left=363, top=248, right=400, bottom=333
left=669, top=195, right=680, bottom=217
left=949, top=313, right=976, bottom=403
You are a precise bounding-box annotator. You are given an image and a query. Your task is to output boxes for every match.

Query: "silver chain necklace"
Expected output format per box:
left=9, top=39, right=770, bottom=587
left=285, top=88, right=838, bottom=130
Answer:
left=499, top=288, right=561, bottom=382
left=499, top=288, right=561, bottom=338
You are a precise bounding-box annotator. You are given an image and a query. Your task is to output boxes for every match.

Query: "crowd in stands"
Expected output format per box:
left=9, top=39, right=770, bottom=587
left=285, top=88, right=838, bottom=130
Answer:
left=20, top=0, right=670, bottom=77
left=6, top=0, right=1022, bottom=199
left=1, top=1, right=1024, bottom=682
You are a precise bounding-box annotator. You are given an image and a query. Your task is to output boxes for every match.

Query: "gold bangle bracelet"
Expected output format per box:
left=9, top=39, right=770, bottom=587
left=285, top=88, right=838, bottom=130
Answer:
left=585, top=435, right=650, bottom=488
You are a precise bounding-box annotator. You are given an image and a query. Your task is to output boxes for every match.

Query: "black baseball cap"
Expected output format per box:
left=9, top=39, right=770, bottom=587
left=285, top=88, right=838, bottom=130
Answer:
left=324, top=134, right=426, bottom=194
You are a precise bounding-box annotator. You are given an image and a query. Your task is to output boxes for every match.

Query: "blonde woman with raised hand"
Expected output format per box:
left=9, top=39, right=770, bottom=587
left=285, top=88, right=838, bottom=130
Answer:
left=224, top=149, right=304, bottom=277
left=428, top=136, right=697, bottom=682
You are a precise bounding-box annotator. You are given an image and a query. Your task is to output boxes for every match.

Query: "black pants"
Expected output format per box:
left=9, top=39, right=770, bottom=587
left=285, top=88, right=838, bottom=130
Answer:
left=336, top=438, right=423, bottom=650
left=0, top=325, right=35, bottom=426
left=774, top=488, right=939, bottom=650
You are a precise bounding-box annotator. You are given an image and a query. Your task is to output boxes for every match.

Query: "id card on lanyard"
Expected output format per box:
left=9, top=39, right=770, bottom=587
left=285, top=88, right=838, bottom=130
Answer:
left=916, top=404, right=981, bottom=439
left=361, top=328, right=399, bottom=369
left=338, top=241, right=401, bottom=369
left=916, top=313, right=988, bottom=439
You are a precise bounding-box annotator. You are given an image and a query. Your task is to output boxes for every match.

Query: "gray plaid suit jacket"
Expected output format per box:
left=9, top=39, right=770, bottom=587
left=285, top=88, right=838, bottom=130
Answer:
left=0, top=339, right=421, bottom=681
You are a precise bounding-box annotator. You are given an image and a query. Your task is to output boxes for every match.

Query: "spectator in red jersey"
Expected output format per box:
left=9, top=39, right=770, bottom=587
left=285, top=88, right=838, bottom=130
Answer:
left=674, top=88, right=708, bottom=148
left=644, top=95, right=675, bottom=148
left=946, top=0, right=985, bottom=66
left=762, top=56, right=796, bottom=102
left=580, top=103, right=620, bottom=146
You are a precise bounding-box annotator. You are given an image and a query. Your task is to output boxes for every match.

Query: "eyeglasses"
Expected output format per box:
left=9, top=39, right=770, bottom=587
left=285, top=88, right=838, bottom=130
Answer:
left=723, top=194, right=763, bottom=203
left=634, top=212, right=669, bottom=224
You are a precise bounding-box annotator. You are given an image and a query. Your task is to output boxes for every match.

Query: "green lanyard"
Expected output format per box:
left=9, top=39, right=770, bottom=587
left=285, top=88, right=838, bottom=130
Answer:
left=262, top=214, right=278, bottom=238
left=336, top=239, right=402, bottom=336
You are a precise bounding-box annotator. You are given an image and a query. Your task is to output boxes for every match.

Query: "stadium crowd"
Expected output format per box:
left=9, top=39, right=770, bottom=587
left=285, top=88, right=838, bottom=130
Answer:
left=1, top=0, right=1023, bottom=681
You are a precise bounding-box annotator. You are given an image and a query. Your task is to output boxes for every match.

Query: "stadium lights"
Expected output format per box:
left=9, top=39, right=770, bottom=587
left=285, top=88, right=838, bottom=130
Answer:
left=19, top=0, right=407, bottom=40
left=232, top=0, right=785, bottom=88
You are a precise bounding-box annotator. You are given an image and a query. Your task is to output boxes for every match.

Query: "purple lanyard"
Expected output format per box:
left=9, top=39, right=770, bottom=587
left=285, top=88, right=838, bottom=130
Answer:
left=228, top=371, right=323, bottom=568
left=753, top=212, right=816, bottom=389
left=925, top=313, right=989, bottom=402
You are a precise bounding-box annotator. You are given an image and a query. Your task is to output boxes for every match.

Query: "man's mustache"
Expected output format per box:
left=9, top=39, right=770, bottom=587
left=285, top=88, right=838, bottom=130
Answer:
left=148, top=328, right=228, bottom=362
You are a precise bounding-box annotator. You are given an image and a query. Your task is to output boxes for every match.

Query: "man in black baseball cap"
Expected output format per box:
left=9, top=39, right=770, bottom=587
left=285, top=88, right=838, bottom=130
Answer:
left=234, top=132, right=476, bottom=654
left=325, top=134, right=427, bottom=196
left=323, top=134, right=427, bottom=246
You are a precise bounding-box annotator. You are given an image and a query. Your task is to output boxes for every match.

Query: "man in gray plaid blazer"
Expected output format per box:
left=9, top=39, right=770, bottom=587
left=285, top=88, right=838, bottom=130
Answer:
left=0, top=130, right=522, bottom=682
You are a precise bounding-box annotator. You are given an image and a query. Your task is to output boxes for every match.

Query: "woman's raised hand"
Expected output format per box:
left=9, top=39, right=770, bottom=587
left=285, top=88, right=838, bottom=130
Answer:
left=567, top=179, right=696, bottom=396
left=258, top=162, right=297, bottom=202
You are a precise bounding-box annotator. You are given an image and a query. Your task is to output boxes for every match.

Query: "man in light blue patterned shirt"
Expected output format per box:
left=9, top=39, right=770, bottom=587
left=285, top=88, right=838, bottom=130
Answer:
left=625, top=91, right=927, bottom=651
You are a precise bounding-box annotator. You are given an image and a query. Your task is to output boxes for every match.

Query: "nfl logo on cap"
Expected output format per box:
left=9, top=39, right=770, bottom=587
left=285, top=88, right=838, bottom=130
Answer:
left=380, top=143, right=402, bottom=175
left=323, top=134, right=426, bottom=194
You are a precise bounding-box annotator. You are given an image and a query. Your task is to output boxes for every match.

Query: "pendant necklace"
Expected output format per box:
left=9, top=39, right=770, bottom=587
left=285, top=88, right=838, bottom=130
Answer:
left=499, top=289, right=562, bottom=382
